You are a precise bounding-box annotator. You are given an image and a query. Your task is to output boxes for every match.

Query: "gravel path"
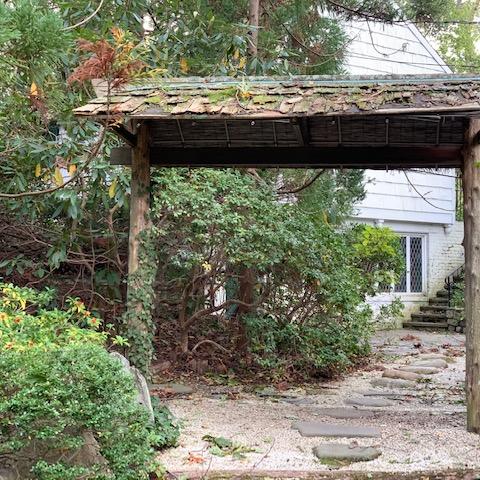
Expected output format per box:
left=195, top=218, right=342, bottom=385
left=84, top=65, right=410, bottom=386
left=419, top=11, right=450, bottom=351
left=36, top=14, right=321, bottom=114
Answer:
left=157, top=329, right=480, bottom=478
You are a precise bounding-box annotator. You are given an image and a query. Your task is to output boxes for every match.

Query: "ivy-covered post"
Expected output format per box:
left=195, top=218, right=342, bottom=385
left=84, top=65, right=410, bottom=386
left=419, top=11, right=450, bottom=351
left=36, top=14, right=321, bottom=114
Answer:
left=124, top=121, right=157, bottom=373
left=463, top=117, right=480, bottom=433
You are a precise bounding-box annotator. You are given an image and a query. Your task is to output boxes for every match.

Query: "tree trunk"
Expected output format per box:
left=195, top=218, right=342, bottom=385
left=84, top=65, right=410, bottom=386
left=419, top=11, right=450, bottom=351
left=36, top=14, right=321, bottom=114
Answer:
left=236, top=267, right=256, bottom=354
left=462, top=117, right=480, bottom=434
left=126, top=122, right=151, bottom=342
left=248, top=0, right=260, bottom=57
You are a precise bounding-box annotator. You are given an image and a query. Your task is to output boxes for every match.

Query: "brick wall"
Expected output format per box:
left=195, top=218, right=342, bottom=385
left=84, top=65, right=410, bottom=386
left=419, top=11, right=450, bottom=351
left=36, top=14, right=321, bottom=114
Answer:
left=426, top=221, right=464, bottom=297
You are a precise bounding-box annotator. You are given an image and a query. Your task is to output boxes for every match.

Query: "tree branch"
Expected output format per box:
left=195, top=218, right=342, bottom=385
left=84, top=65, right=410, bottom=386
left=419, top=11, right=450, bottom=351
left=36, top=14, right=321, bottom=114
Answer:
left=0, top=126, right=107, bottom=199
left=277, top=169, right=326, bottom=195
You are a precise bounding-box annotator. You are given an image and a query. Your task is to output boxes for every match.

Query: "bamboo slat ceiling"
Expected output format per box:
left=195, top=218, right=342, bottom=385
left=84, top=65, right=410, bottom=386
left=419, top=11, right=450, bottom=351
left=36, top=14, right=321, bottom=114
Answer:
left=74, top=74, right=480, bottom=168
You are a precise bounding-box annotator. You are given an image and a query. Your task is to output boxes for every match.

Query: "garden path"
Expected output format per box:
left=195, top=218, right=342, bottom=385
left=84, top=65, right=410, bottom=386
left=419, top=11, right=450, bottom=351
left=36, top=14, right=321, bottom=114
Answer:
left=156, top=329, right=480, bottom=479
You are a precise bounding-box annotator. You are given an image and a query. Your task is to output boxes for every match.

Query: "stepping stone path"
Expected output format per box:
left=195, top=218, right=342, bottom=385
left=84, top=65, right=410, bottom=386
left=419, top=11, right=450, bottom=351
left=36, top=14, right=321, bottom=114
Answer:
left=399, top=366, right=441, bottom=375
left=313, top=444, right=381, bottom=463
left=345, top=396, right=394, bottom=407
left=411, top=359, right=448, bottom=369
left=315, top=407, right=375, bottom=419
left=382, top=369, right=422, bottom=381
left=292, top=421, right=380, bottom=438
left=371, top=378, right=416, bottom=389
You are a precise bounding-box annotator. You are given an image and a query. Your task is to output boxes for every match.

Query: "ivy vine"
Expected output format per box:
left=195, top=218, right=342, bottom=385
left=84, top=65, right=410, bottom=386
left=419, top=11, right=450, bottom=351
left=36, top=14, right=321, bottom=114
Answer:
left=122, top=226, right=159, bottom=375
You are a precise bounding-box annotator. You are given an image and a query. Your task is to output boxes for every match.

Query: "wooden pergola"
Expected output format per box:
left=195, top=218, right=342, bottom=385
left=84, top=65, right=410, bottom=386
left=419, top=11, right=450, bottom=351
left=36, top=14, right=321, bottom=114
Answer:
left=76, top=73, right=480, bottom=433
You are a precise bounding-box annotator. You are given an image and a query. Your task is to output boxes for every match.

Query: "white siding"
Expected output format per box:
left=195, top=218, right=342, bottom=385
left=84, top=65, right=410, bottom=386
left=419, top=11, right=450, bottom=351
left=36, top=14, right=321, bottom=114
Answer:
left=355, top=170, right=456, bottom=226
left=344, top=20, right=456, bottom=227
left=342, top=20, right=465, bottom=321
left=343, top=20, right=450, bottom=75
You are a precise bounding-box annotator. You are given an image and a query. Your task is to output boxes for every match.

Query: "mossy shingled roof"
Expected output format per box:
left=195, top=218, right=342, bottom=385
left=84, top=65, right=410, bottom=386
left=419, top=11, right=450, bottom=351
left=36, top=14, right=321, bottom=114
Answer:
left=74, top=74, right=480, bottom=119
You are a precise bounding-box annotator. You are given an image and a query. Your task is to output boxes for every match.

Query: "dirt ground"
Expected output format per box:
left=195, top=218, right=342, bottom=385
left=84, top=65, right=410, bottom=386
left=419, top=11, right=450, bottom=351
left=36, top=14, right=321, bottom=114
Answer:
left=156, top=329, right=480, bottom=479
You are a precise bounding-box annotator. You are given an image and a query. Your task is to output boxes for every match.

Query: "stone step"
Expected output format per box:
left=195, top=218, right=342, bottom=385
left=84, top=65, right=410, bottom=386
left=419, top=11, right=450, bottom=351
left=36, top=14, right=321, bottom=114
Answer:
left=436, top=289, right=449, bottom=297
left=403, top=321, right=448, bottom=329
left=420, top=305, right=461, bottom=313
left=410, top=312, right=447, bottom=322
left=429, top=297, right=449, bottom=305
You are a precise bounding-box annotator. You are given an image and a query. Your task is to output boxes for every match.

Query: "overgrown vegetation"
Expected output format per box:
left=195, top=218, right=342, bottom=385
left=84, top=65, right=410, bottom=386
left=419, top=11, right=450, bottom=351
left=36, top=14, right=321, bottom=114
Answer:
left=0, top=1, right=471, bottom=374
left=149, top=169, right=403, bottom=378
left=0, top=283, right=178, bottom=479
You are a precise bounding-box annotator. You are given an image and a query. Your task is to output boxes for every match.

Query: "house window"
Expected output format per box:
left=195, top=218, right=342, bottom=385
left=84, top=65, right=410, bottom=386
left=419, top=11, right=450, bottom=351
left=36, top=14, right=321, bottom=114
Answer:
left=393, top=235, right=425, bottom=294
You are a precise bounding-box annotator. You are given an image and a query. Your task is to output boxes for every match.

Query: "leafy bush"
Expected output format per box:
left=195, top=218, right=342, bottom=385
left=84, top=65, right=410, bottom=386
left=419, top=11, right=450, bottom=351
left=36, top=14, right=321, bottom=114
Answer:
left=246, top=308, right=372, bottom=378
left=0, top=283, right=177, bottom=480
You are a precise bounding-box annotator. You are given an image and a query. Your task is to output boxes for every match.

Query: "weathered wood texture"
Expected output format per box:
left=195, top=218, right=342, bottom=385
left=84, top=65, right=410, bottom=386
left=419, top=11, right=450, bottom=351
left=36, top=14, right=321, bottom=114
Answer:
left=74, top=75, right=480, bottom=120
left=463, top=117, right=480, bottom=433
left=127, top=123, right=151, bottom=325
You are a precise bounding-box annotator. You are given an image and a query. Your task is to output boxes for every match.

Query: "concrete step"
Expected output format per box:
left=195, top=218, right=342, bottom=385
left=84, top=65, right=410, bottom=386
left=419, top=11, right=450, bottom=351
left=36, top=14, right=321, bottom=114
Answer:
left=403, top=321, right=448, bottom=329
left=411, top=312, right=447, bottom=322
left=429, top=297, right=448, bottom=305
left=436, top=289, right=449, bottom=298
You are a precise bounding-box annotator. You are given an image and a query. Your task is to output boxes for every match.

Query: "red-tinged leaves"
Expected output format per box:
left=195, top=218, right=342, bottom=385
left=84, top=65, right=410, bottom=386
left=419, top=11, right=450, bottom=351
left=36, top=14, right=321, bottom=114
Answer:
left=68, top=35, right=145, bottom=89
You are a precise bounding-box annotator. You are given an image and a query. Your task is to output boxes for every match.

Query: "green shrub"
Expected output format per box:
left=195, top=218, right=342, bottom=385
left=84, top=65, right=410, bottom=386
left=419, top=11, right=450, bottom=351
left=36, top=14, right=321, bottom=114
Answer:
left=245, top=308, right=372, bottom=378
left=0, top=283, right=178, bottom=479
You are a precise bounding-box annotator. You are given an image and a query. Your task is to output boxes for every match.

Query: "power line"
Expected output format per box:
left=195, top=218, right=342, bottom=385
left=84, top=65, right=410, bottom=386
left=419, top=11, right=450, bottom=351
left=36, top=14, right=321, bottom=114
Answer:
left=345, top=49, right=480, bottom=71
left=325, top=0, right=480, bottom=26
left=403, top=170, right=455, bottom=212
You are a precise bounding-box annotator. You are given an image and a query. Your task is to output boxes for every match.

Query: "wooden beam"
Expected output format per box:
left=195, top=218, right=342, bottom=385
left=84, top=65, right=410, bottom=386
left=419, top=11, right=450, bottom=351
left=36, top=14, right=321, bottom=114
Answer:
left=110, top=145, right=462, bottom=169
left=463, top=117, right=480, bottom=434
left=112, top=124, right=137, bottom=147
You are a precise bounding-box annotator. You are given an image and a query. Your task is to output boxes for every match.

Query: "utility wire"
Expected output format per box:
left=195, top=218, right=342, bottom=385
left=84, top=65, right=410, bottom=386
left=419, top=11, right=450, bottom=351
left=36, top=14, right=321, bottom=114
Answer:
left=403, top=170, right=455, bottom=211
left=325, top=0, right=480, bottom=26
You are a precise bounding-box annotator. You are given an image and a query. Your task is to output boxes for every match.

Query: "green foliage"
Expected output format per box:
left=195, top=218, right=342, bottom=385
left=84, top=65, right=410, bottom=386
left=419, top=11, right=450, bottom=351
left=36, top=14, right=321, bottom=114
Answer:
left=0, top=283, right=178, bottom=479
left=121, top=227, right=160, bottom=374
left=374, top=297, right=405, bottom=330
left=352, top=225, right=404, bottom=296
left=202, top=434, right=255, bottom=459
left=150, top=169, right=401, bottom=376
left=245, top=309, right=372, bottom=377
left=0, top=283, right=106, bottom=351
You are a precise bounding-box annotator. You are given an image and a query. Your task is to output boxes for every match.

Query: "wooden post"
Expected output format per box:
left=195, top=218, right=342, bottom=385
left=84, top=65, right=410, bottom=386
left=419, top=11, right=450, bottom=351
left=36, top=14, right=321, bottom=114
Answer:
left=463, top=117, right=480, bottom=433
left=126, top=121, right=151, bottom=336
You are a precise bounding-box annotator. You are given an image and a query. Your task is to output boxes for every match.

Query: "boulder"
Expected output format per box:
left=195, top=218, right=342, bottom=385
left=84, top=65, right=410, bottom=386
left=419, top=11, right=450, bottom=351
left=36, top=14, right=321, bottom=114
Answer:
left=110, top=352, right=154, bottom=423
left=1, top=431, right=108, bottom=479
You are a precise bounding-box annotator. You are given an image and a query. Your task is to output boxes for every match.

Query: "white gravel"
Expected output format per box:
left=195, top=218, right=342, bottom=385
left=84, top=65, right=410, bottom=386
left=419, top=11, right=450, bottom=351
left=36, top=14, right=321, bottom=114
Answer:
left=157, top=329, right=480, bottom=477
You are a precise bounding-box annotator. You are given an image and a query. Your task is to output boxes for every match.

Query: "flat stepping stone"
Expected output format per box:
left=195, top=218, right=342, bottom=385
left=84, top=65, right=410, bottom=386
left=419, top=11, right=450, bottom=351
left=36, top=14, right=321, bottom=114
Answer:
left=153, top=383, right=194, bottom=395
left=418, top=353, right=451, bottom=360
left=313, top=444, right=381, bottom=463
left=315, top=407, right=375, bottom=419
left=292, top=421, right=380, bottom=438
left=411, top=359, right=448, bottom=369
left=371, top=378, right=416, bottom=389
left=359, top=390, right=406, bottom=397
left=345, top=396, right=394, bottom=407
left=283, top=397, right=317, bottom=406
left=382, top=369, right=422, bottom=381
left=399, top=366, right=441, bottom=375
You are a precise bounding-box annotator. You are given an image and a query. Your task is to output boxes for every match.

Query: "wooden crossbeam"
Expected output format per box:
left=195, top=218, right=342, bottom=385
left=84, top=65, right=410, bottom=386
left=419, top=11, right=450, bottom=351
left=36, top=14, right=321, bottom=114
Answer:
left=110, top=145, right=462, bottom=169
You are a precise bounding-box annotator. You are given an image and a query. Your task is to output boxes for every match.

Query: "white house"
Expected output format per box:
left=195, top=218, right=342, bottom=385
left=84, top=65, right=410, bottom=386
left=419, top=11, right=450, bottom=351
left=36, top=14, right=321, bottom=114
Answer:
left=343, top=19, right=465, bottom=320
